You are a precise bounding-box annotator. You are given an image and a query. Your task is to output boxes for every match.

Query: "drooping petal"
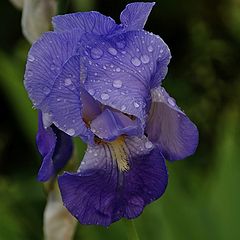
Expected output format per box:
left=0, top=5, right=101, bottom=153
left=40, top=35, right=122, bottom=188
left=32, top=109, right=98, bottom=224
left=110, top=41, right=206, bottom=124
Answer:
left=90, top=108, right=142, bottom=141
left=80, top=30, right=171, bottom=123
left=120, top=2, right=155, bottom=31
left=146, top=87, right=199, bottom=161
left=24, top=30, right=82, bottom=111
left=58, top=136, right=168, bottom=226
left=52, top=11, right=118, bottom=34
left=37, top=111, right=73, bottom=181
left=46, top=55, right=94, bottom=143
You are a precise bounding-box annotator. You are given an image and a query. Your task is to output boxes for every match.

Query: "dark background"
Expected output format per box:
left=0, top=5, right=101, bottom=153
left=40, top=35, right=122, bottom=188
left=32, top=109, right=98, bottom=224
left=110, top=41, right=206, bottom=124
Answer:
left=0, top=0, right=240, bottom=239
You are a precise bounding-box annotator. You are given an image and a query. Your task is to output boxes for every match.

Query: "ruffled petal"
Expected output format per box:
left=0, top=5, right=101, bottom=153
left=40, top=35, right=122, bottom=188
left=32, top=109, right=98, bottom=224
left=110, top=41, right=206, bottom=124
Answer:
left=90, top=108, right=142, bottom=141
left=58, top=136, right=168, bottom=226
left=45, top=55, right=94, bottom=143
left=52, top=11, right=118, bottom=34
left=146, top=87, right=199, bottom=161
left=80, top=30, right=171, bottom=123
left=37, top=111, right=73, bottom=181
left=24, top=30, right=82, bottom=111
left=120, top=2, right=155, bottom=31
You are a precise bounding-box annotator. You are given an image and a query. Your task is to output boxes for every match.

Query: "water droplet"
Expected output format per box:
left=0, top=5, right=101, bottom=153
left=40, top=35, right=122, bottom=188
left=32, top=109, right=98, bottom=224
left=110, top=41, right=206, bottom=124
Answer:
left=108, top=47, right=117, bottom=55
left=57, top=98, right=61, bottom=102
left=101, top=93, right=110, bottom=100
left=116, top=41, right=125, bottom=49
left=133, top=102, right=140, bottom=108
left=64, top=78, right=72, bottom=86
left=145, top=141, right=153, bottom=149
left=131, top=57, right=141, bottom=67
left=113, top=80, right=123, bottom=88
left=66, top=128, right=75, bottom=136
left=103, top=65, right=107, bottom=69
left=160, top=49, right=164, bottom=53
left=116, top=67, right=121, bottom=72
left=50, top=64, right=56, bottom=71
left=94, top=152, right=98, bottom=157
left=167, top=97, right=176, bottom=106
left=43, top=86, right=50, bottom=94
left=148, top=45, right=154, bottom=52
left=94, top=72, right=98, bottom=76
left=121, top=105, right=126, bottom=111
left=90, top=47, right=103, bottom=59
left=88, top=89, right=95, bottom=96
left=141, top=55, right=150, bottom=64
left=28, top=71, right=33, bottom=77
left=28, top=55, right=35, bottom=62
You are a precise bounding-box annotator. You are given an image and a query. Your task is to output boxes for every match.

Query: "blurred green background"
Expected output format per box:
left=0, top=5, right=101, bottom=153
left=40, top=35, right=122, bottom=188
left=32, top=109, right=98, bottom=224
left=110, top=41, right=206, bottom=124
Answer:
left=0, top=0, right=240, bottom=239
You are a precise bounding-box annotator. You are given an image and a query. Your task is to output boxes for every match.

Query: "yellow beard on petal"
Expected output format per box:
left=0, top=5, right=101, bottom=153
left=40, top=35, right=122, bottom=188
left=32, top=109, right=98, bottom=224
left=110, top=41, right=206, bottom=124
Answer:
left=108, top=136, right=130, bottom=172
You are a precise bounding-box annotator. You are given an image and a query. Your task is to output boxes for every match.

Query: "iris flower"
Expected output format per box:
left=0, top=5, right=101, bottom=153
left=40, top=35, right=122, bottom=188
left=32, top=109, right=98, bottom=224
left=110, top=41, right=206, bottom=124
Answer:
left=24, top=2, right=198, bottom=226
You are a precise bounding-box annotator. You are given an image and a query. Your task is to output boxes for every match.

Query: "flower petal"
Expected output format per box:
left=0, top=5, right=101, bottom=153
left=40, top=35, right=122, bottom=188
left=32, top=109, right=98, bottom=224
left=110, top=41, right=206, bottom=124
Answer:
left=24, top=30, right=81, bottom=111
left=146, top=87, right=199, bottom=161
left=52, top=11, right=118, bottom=34
left=120, top=2, right=155, bottom=31
left=58, top=136, right=168, bottom=226
left=80, top=30, right=171, bottom=123
left=90, top=108, right=142, bottom=141
left=46, top=55, right=94, bottom=143
left=22, top=0, right=57, bottom=43
left=37, top=111, right=73, bottom=182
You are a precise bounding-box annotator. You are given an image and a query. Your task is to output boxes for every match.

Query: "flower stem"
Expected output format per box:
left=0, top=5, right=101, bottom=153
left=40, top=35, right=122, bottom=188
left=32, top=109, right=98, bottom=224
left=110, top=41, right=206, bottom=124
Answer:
left=57, top=0, right=70, bottom=15
left=126, top=220, right=140, bottom=240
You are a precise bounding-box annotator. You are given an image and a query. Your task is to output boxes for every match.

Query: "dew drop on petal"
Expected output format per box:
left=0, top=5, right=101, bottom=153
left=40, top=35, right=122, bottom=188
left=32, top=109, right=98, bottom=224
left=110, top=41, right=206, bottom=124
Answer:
left=113, top=80, right=123, bottom=88
left=121, top=105, right=126, bottom=111
left=148, top=45, right=154, bottom=52
left=64, top=78, right=72, bottom=86
left=116, top=41, right=125, bottom=49
left=90, top=48, right=103, bottom=59
left=28, top=55, right=35, bottom=62
left=94, top=152, right=98, bottom=157
left=140, top=55, right=150, bottom=64
left=108, top=47, right=117, bottom=55
left=66, top=128, right=75, bottom=136
left=131, top=57, right=141, bottom=67
left=167, top=97, right=176, bottom=106
left=43, top=86, right=50, bottom=95
left=50, top=64, right=55, bottom=71
left=101, top=93, right=110, bottom=100
left=133, top=102, right=140, bottom=108
left=28, top=70, right=33, bottom=77
left=145, top=141, right=153, bottom=149
left=88, top=89, right=95, bottom=96
left=116, top=67, right=121, bottom=72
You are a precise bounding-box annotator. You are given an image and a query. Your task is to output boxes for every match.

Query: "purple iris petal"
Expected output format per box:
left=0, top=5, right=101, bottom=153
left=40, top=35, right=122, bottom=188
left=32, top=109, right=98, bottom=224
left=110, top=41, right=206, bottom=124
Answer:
left=90, top=108, right=142, bottom=141
left=80, top=30, right=170, bottom=123
left=58, top=136, right=167, bottom=226
left=24, top=30, right=82, bottom=111
left=53, top=11, right=118, bottom=34
left=120, top=2, right=155, bottom=31
left=146, top=87, right=199, bottom=161
left=37, top=111, right=73, bottom=182
left=46, top=55, right=94, bottom=143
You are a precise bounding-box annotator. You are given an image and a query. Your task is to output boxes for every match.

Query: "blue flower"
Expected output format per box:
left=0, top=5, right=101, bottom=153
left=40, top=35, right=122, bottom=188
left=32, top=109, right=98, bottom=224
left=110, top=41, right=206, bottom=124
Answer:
left=24, top=2, right=198, bottom=226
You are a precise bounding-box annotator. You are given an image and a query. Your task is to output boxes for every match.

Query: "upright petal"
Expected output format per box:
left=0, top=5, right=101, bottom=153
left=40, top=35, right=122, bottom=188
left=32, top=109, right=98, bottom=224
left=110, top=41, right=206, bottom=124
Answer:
left=80, top=30, right=171, bottom=123
left=52, top=11, right=118, bottom=34
left=46, top=55, right=94, bottom=143
left=120, top=2, right=155, bottom=31
left=146, top=87, right=199, bottom=161
left=24, top=30, right=82, bottom=111
left=37, top=111, right=73, bottom=182
left=90, top=108, right=142, bottom=141
left=58, top=136, right=168, bottom=226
